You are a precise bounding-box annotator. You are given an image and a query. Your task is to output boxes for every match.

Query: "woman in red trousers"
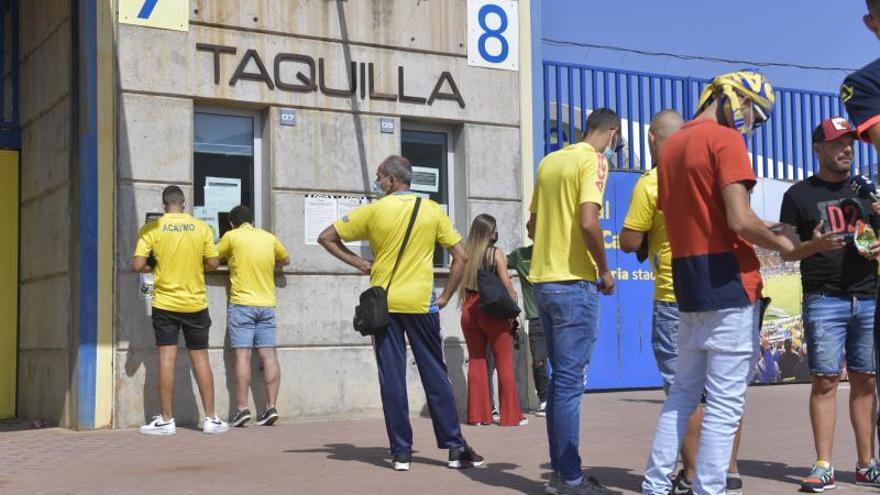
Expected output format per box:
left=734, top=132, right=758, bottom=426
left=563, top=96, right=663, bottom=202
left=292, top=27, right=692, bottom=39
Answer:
left=459, top=214, right=526, bottom=426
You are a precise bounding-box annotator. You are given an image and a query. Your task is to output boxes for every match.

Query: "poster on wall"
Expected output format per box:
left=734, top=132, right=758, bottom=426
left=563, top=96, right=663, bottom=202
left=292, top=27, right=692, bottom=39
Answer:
left=304, top=194, right=369, bottom=248
left=754, top=250, right=808, bottom=384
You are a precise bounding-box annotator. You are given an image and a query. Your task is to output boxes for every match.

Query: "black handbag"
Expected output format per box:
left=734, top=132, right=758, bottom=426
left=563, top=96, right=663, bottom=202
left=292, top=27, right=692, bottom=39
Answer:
left=477, top=247, right=521, bottom=319
left=353, top=197, right=421, bottom=336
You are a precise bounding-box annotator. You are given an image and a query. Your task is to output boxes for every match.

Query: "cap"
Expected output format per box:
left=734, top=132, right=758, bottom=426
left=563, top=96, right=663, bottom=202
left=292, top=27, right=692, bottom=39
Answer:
left=812, top=117, right=857, bottom=144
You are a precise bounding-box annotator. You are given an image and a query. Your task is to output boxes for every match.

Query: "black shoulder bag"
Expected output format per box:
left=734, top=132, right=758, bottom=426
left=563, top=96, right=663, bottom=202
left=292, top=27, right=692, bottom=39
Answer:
left=353, top=197, right=422, bottom=337
left=477, top=247, right=521, bottom=319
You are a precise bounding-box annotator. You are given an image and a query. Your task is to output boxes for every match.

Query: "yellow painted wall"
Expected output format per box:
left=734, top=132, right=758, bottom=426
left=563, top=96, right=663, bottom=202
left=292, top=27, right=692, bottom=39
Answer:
left=95, top=0, right=115, bottom=428
left=0, top=151, right=19, bottom=419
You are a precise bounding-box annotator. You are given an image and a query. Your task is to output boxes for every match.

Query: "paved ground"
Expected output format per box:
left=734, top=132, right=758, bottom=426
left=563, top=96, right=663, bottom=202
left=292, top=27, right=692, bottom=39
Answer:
left=1, top=384, right=879, bottom=494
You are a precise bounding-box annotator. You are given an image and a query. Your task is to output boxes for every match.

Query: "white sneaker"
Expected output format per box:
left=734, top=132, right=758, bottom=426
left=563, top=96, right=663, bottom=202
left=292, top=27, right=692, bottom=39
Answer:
left=202, top=416, right=229, bottom=434
left=536, top=401, right=547, bottom=417
left=140, top=415, right=176, bottom=436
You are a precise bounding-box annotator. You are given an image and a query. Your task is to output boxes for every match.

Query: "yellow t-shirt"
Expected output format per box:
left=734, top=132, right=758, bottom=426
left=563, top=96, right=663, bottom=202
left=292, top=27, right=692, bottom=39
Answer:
left=529, top=142, right=608, bottom=283
left=134, top=213, right=219, bottom=313
left=334, top=193, right=462, bottom=314
left=217, top=223, right=289, bottom=307
left=622, top=168, right=675, bottom=303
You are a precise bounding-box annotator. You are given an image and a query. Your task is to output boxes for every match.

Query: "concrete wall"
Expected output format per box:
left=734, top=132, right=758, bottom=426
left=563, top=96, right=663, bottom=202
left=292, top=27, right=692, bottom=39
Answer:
left=115, top=0, right=524, bottom=427
left=17, top=0, right=73, bottom=425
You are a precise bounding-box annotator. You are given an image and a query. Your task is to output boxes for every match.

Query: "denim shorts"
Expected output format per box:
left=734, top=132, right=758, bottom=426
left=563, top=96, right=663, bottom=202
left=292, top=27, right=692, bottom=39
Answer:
left=802, top=294, right=875, bottom=376
left=228, top=304, right=278, bottom=348
left=651, top=301, right=681, bottom=394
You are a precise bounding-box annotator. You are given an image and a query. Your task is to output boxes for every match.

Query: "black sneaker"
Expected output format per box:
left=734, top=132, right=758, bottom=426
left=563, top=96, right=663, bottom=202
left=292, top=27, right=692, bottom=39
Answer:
left=255, top=407, right=279, bottom=426
left=448, top=445, right=485, bottom=469
left=392, top=453, right=411, bottom=471
left=230, top=408, right=252, bottom=427
left=725, top=472, right=743, bottom=495
left=670, top=470, right=693, bottom=495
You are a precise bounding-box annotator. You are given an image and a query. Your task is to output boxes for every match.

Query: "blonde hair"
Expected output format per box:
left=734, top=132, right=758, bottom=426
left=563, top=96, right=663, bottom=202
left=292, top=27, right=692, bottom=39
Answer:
left=459, top=214, right=497, bottom=304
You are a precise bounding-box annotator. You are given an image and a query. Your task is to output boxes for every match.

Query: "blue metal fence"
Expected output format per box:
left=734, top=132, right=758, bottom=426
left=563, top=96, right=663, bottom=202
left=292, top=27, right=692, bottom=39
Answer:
left=542, top=61, right=878, bottom=182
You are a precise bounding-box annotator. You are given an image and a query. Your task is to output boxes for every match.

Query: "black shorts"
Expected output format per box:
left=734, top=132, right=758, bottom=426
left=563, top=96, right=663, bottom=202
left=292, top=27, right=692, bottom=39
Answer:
left=152, top=307, right=211, bottom=350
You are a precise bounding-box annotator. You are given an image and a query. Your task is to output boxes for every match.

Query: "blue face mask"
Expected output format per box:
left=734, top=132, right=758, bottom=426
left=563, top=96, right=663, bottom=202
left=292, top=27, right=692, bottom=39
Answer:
left=372, top=179, right=386, bottom=198
left=603, top=130, right=619, bottom=165
left=603, top=147, right=615, bottom=165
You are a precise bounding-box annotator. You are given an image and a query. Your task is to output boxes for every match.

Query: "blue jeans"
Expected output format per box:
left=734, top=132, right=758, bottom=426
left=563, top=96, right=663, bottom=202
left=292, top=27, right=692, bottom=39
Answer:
left=652, top=301, right=681, bottom=394
left=534, top=280, right=599, bottom=483
left=228, top=304, right=277, bottom=348
left=803, top=294, right=876, bottom=375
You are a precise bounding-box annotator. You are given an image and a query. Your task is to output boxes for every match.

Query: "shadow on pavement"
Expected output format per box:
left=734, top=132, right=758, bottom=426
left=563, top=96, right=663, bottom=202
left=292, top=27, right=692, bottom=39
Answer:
left=536, top=463, right=631, bottom=494
left=738, top=459, right=857, bottom=489
left=284, top=443, right=446, bottom=469
left=286, top=443, right=554, bottom=494
left=455, top=462, right=549, bottom=495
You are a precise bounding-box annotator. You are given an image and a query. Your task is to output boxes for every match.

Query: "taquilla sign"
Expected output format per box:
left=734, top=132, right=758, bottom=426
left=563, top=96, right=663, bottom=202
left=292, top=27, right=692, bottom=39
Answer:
left=197, top=43, right=466, bottom=109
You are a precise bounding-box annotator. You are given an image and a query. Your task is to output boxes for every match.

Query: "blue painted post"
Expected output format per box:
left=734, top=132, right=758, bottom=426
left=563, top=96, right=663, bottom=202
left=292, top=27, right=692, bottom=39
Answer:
left=555, top=65, right=562, bottom=146
left=567, top=66, right=574, bottom=147
left=615, top=72, right=622, bottom=167
left=543, top=64, right=550, bottom=154
left=781, top=91, right=789, bottom=180
left=580, top=68, right=586, bottom=132
left=626, top=74, right=634, bottom=169
left=638, top=75, right=645, bottom=169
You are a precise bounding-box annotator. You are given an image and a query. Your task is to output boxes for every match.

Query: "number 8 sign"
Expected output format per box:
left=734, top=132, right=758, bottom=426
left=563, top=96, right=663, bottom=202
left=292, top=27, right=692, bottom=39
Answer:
left=467, top=0, right=519, bottom=71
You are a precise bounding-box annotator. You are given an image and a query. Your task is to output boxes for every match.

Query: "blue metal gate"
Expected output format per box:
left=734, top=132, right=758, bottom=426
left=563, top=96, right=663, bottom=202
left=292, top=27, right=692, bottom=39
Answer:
left=542, top=61, right=878, bottom=180
left=540, top=61, right=879, bottom=390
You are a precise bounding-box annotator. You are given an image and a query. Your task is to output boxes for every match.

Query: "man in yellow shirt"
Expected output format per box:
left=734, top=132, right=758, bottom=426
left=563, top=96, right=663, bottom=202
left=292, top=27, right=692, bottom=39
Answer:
left=132, top=186, right=227, bottom=435
left=529, top=108, right=618, bottom=495
left=218, top=205, right=290, bottom=428
left=620, top=110, right=696, bottom=490
left=318, top=155, right=483, bottom=472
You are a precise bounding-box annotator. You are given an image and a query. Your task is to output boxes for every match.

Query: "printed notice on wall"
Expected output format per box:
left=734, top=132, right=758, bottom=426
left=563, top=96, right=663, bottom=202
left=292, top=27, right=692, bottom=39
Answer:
left=204, top=176, right=241, bottom=213
left=194, top=206, right=220, bottom=242
left=304, top=194, right=369, bottom=247
left=411, top=166, right=440, bottom=193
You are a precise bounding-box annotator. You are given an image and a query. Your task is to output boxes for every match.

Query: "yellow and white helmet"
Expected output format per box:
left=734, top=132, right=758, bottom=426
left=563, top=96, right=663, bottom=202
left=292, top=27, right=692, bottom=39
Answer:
left=696, top=70, right=775, bottom=135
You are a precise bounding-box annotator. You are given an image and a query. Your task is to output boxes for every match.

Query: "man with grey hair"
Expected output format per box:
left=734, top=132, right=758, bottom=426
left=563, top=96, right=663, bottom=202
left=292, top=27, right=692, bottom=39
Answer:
left=318, top=155, right=483, bottom=471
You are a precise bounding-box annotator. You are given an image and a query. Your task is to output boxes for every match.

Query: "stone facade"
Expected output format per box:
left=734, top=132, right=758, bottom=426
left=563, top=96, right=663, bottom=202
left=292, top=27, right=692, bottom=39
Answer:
left=114, top=0, right=527, bottom=427
left=17, top=0, right=73, bottom=426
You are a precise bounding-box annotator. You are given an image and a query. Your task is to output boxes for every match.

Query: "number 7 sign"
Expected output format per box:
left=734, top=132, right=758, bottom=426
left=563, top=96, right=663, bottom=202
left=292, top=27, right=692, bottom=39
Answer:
left=119, top=0, right=188, bottom=32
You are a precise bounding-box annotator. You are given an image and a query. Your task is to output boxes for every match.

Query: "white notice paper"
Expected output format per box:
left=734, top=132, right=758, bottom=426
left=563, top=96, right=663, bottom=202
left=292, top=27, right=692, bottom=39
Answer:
left=204, top=176, right=242, bottom=212
left=304, top=194, right=369, bottom=247
left=337, top=196, right=368, bottom=248
left=193, top=206, right=220, bottom=242
left=304, top=195, right=338, bottom=246
left=411, top=166, right=440, bottom=193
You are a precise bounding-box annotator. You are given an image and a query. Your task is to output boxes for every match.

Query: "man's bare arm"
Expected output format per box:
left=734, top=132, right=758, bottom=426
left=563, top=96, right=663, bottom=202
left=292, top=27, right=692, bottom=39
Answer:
left=317, top=225, right=372, bottom=275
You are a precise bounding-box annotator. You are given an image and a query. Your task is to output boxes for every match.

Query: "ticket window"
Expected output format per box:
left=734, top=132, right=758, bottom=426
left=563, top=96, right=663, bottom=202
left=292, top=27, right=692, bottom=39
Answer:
left=401, top=127, right=455, bottom=267
left=193, top=110, right=263, bottom=241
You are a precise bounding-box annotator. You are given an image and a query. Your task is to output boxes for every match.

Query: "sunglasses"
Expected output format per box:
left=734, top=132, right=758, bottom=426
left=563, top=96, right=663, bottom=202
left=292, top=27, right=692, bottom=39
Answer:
left=752, top=105, right=769, bottom=129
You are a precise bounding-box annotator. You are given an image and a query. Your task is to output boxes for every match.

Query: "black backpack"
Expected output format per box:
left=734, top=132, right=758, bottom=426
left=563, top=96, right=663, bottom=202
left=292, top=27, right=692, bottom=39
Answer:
left=477, top=247, right=521, bottom=319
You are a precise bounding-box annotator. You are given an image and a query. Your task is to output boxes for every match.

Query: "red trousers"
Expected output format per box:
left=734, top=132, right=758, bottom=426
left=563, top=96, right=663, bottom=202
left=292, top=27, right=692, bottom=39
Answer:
left=460, top=292, right=522, bottom=426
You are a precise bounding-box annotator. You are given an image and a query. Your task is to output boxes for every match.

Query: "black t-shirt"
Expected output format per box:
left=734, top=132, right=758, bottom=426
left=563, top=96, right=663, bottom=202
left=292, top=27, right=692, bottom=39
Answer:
left=842, top=58, right=880, bottom=136
left=779, top=176, right=879, bottom=298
